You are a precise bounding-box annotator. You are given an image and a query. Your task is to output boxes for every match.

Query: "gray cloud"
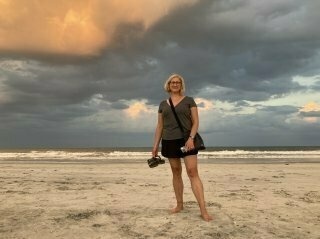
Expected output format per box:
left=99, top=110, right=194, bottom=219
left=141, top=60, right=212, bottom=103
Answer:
left=140, top=0, right=320, bottom=99
left=3, top=0, right=320, bottom=103
left=300, top=111, right=320, bottom=117
left=1, top=0, right=320, bottom=147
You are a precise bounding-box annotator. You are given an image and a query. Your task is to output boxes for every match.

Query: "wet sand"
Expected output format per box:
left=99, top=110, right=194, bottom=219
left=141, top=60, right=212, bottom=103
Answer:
left=0, top=161, right=319, bottom=238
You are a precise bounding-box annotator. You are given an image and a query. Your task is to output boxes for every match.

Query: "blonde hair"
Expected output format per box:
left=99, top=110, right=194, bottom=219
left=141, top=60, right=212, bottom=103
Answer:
left=164, top=73, right=186, bottom=94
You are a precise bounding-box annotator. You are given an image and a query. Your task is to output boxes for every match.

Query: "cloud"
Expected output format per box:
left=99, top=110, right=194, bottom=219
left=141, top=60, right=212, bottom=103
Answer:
left=299, top=102, right=320, bottom=123
left=0, top=0, right=198, bottom=57
left=1, top=0, right=320, bottom=147
left=194, top=98, right=214, bottom=111
left=300, top=101, right=320, bottom=112
left=140, top=0, right=320, bottom=96
left=124, top=100, right=154, bottom=119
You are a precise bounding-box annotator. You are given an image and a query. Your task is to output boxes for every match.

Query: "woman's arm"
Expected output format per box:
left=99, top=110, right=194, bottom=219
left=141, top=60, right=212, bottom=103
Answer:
left=152, top=113, right=163, bottom=157
left=185, top=106, right=199, bottom=150
left=190, top=106, right=199, bottom=138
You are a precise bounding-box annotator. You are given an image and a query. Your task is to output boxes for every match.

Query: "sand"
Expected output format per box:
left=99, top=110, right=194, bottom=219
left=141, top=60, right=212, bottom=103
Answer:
left=0, top=161, right=319, bottom=239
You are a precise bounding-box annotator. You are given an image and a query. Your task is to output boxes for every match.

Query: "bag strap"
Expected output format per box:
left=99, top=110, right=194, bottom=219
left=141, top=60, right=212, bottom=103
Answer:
left=168, top=98, right=185, bottom=136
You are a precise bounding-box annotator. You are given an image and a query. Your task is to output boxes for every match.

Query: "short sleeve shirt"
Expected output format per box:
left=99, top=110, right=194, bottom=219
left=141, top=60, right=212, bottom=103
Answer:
left=158, top=96, right=197, bottom=140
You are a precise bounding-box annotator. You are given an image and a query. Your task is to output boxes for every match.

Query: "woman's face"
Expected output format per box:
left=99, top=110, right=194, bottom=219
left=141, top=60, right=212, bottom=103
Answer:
left=169, top=77, right=182, bottom=93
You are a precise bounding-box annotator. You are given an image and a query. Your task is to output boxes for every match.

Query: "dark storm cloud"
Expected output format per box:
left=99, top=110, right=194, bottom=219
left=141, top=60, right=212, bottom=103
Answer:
left=202, top=104, right=317, bottom=144
left=110, top=101, right=128, bottom=110
left=259, top=105, right=298, bottom=114
left=300, top=111, right=320, bottom=117
left=3, top=0, right=320, bottom=105
left=140, top=0, right=320, bottom=101
left=1, top=0, right=320, bottom=147
left=107, top=0, right=318, bottom=102
left=1, top=62, right=96, bottom=110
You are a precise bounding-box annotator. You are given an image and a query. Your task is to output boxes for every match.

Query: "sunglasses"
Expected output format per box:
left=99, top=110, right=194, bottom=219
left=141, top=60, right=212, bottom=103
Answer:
left=170, top=81, right=181, bottom=85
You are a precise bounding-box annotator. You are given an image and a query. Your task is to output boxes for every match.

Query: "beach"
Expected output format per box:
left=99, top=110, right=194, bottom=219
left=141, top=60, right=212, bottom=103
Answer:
left=0, top=160, right=320, bottom=239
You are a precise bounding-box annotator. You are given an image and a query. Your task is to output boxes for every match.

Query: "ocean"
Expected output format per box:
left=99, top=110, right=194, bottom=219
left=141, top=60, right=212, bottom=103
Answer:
left=0, top=146, right=319, bottom=164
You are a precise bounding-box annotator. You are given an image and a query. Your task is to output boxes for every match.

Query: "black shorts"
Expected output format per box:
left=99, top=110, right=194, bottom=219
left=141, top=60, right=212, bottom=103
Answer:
left=161, top=138, right=198, bottom=158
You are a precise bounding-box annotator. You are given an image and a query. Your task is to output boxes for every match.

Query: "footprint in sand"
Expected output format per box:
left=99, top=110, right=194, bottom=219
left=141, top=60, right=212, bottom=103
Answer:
left=273, top=189, right=292, bottom=198
left=285, top=201, right=299, bottom=207
left=300, top=191, right=320, bottom=203
left=245, top=178, right=259, bottom=181
left=218, top=189, right=256, bottom=201
left=207, top=201, right=222, bottom=209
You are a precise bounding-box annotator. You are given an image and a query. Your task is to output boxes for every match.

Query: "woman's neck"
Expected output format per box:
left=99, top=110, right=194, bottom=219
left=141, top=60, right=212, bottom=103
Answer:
left=170, top=92, right=183, bottom=99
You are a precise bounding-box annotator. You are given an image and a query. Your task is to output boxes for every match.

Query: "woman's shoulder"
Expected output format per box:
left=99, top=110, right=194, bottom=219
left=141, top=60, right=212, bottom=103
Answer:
left=159, top=99, right=168, bottom=107
left=184, top=96, right=195, bottom=102
left=183, top=96, right=197, bottom=107
left=160, top=99, right=167, bottom=104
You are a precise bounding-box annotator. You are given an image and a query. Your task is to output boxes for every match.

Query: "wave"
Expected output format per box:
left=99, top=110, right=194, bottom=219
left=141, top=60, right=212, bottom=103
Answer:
left=0, top=149, right=320, bottom=161
left=200, top=150, right=320, bottom=159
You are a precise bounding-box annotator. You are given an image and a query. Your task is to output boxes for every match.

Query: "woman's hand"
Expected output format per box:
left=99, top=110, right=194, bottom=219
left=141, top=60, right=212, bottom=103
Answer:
left=152, top=147, right=158, bottom=157
left=185, top=137, right=195, bottom=151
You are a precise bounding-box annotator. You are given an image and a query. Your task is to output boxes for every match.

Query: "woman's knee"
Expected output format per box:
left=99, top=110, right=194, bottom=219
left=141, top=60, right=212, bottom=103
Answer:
left=186, top=167, right=198, bottom=178
left=169, top=159, right=182, bottom=175
left=171, top=165, right=182, bottom=176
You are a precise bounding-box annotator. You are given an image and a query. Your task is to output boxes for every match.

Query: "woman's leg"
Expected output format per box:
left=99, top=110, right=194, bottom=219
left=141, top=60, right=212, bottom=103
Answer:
left=184, top=155, right=213, bottom=221
left=169, top=158, right=184, bottom=213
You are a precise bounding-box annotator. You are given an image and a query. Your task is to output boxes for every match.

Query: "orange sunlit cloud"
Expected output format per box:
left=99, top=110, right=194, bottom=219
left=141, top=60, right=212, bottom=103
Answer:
left=300, top=101, right=320, bottom=123
left=300, top=101, right=320, bottom=112
left=124, top=101, right=153, bottom=119
left=0, top=0, right=197, bottom=56
left=195, top=98, right=214, bottom=111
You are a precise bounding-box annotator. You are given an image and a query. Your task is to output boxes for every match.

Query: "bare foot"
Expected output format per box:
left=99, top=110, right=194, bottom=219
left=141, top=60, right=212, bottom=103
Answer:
left=170, top=203, right=183, bottom=214
left=201, top=212, right=213, bottom=222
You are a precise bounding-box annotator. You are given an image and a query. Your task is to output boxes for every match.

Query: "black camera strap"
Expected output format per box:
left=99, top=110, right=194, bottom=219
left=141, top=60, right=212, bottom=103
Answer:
left=168, top=98, right=185, bottom=138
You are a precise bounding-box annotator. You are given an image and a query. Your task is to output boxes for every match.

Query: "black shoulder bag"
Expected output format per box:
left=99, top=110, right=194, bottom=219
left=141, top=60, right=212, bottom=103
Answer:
left=169, top=98, right=205, bottom=151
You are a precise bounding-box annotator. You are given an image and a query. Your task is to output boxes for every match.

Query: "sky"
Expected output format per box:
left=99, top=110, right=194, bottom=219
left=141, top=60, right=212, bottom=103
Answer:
left=0, top=0, right=320, bottom=148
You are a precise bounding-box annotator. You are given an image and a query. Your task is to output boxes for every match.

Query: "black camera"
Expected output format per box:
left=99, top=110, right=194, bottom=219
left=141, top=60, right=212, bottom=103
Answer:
left=147, top=156, right=165, bottom=168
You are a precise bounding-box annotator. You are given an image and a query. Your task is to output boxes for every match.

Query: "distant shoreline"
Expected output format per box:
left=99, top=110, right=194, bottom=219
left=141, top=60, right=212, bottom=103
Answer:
left=0, top=145, right=320, bottom=152
left=1, top=158, right=320, bottom=165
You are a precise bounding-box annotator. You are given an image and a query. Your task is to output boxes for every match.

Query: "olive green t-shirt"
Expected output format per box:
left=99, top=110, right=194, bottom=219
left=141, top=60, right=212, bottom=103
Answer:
left=158, top=96, right=197, bottom=140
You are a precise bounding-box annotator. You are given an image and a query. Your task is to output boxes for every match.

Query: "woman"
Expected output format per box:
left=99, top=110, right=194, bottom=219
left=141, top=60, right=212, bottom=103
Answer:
left=152, top=73, right=213, bottom=222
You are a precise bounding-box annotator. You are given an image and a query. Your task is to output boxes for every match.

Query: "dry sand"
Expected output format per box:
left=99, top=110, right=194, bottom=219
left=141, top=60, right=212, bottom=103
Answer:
left=0, top=161, right=319, bottom=239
